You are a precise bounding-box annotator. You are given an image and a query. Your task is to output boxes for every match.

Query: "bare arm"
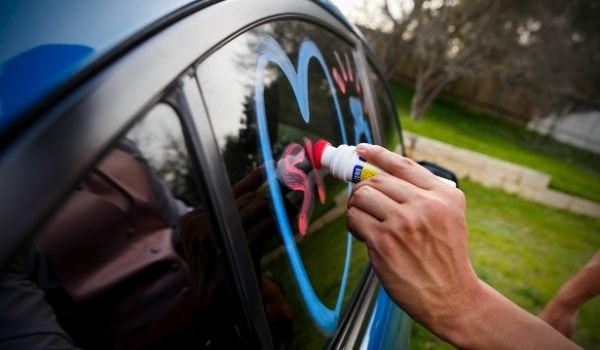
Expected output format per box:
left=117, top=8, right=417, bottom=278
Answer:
left=539, top=251, right=600, bottom=338
left=346, top=144, right=579, bottom=349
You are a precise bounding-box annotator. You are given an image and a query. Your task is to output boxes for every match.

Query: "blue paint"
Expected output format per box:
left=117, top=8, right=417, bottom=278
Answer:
left=349, top=96, right=372, bottom=144
left=254, top=35, right=352, bottom=333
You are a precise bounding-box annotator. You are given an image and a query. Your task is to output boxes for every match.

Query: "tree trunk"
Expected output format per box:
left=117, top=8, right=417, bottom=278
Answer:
left=410, top=71, right=450, bottom=120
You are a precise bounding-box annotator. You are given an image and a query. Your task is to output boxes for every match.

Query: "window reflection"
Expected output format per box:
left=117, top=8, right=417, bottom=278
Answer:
left=0, top=104, right=243, bottom=349
left=368, top=63, right=403, bottom=152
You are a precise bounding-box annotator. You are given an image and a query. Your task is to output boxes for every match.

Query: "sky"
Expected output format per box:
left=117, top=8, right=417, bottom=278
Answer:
left=330, top=0, right=412, bottom=31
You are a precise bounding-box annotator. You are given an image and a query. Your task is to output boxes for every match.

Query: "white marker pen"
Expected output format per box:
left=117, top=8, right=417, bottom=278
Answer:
left=312, top=139, right=456, bottom=187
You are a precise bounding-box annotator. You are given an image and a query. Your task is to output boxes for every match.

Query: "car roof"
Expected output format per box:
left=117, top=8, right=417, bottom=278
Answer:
left=0, top=0, right=361, bottom=139
left=0, top=0, right=198, bottom=136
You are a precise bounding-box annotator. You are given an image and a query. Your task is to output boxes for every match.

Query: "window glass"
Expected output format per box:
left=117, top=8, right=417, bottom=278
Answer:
left=197, top=21, right=374, bottom=348
left=367, top=62, right=404, bottom=152
left=0, top=104, right=244, bottom=349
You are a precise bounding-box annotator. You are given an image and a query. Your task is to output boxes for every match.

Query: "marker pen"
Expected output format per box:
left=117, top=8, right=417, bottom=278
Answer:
left=312, top=139, right=456, bottom=187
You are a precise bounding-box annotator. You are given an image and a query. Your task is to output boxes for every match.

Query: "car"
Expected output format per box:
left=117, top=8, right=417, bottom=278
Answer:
left=0, top=0, right=413, bottom=348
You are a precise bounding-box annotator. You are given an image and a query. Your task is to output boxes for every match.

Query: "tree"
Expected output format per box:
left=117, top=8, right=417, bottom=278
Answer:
left=383, top=0, right=514, bottom=120
left=363, top=0, right=600, bottom=121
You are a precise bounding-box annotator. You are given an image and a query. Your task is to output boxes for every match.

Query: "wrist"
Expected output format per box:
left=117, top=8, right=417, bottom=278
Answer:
left=552, top=283, right=585, bottom=312
left=430, top=278, right=489, bottom=348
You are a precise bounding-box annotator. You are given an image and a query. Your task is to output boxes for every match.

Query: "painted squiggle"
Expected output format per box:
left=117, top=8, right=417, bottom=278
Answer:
left=350, top=96, right=372, bottom=144
left=303, top=137, right=326, bottom=204
left=276, top=143, right=312, bottom=236
left=254, top=35, right=351, bottom=334
left=332, top=68, right=346, bottom=94
left=345, top=52, right=353, bottom=82
left=334, top=51, right=348, bottom=81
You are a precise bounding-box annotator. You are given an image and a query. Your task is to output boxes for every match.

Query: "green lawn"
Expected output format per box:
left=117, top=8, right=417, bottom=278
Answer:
left=412, top=180, right=600, bottom=349
left=391, top=82, right=600, bottom=203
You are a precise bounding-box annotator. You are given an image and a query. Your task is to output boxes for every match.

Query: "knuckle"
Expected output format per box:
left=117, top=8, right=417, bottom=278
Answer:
left=426, top=194, right=449, bottom=215
left=389, top=156, right=416, bottom=174
left=354, top=185, right=372, bottom=199
left=347, top=206, right=358, bottom=220
left=452, top=189, right=467, bottom=209
left=371, top=145, right=386, bottom=156
left=369, top=175, right=386, bottom=187
left=399, top=215, right=417, bottom=232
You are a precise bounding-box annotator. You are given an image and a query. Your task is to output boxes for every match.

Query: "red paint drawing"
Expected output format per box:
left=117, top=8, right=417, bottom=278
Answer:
left=303, top=137, right=326, bottom=204
left=344, top=52, right=353, bottom=82
left=333, top=50, right=363, bottom=98
left=332, top=68, right=346, bottom=94
left=277, top=143, right=313, bottom=235
left=334, top=51, right=348, bottom=81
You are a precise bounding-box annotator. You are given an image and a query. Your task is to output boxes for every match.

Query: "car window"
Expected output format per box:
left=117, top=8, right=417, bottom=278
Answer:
left=367, top=62, right=404, bottom=152
left=0, top=103, right=245, bottom=349
left=196, top=20, right=375, bottom=348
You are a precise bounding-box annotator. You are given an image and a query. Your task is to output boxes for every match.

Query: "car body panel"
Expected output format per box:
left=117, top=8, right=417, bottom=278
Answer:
left=0, top=0, right=198, bottom=133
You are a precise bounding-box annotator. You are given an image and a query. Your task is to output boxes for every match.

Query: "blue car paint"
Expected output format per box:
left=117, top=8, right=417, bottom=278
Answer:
left=0, top=0, right=195, bottom=133
left=362, top=289, right=411, bottom=350
left=0, top=44, right=94, bottom=130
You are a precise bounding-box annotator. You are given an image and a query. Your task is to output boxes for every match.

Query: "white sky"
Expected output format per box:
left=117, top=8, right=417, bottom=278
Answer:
left=331, top=0, right=412, bottom=31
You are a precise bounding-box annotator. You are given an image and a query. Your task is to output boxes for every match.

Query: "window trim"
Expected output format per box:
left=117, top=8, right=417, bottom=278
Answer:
left=176, top=73, right=273, bottom=349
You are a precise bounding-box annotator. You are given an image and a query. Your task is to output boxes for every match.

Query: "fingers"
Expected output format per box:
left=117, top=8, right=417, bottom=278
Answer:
left=348, top=184, right=399, bottom=221
left=346, top=205, right=381, bottom=244
left=238, top=193, right=271, bottom=226
left=356, top=144, right=439, bottom=190
left=233, top=166, right=266, bottom=196
left=246, top=215, right=276, bottom=242
left=354, top=174, right=417, bottom=204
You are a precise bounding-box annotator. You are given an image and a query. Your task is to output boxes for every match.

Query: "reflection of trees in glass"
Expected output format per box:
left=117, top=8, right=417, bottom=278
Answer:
left=149, top=136, right=201, bottom=208
left=221, top=94, right=264, bottom=184
left=127, top=104, right=201, bottom=207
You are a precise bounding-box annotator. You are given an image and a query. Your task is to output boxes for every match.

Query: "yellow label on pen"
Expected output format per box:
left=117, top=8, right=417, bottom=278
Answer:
left=359, top=166, right=379, bottom=181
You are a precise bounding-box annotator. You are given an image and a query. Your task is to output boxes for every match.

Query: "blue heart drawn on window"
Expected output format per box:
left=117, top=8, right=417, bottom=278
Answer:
left=254, top=35, right=353, bottom=333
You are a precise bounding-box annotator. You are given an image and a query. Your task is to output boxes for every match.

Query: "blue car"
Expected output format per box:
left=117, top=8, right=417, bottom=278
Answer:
left=0, top=1, right=412, bottom=348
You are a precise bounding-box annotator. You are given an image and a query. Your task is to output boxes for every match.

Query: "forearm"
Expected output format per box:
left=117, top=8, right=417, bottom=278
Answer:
left=442, top=281, right=580, bottom=350
left=553, top=251, right=600, bottom=308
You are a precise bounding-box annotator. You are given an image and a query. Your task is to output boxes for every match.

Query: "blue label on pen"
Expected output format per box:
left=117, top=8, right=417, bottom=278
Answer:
left=352, top=165, right=363, bottom=183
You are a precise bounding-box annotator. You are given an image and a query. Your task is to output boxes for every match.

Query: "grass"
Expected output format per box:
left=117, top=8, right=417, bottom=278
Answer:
left=411, top=180, right=600, bottom=349
left=391, top=82, right=600, bottom=203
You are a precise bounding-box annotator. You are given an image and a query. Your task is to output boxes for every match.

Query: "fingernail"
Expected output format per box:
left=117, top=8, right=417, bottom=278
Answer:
left=356, top=143, right=373, bottom=152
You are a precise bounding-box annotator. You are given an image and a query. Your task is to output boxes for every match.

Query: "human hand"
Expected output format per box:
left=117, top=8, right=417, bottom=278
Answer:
left=232, top=166, right=276, bottom=242
left=346, top=144, right=480, bottom=336
left=539, top=299, right=578, bottom=338
left=538, top=250, right=600, bottom=339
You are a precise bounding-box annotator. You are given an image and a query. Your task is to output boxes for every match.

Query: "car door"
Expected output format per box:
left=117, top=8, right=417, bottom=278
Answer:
left=0, top=1, right=411, bottom=349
